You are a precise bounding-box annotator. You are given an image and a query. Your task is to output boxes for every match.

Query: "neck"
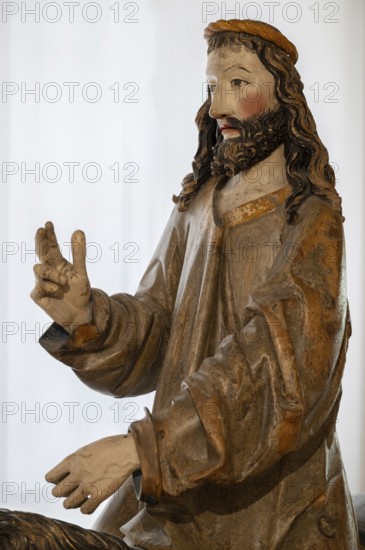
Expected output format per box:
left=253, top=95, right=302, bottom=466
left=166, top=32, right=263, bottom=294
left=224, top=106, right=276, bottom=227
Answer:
left=216, top=145, right=289, bottom=214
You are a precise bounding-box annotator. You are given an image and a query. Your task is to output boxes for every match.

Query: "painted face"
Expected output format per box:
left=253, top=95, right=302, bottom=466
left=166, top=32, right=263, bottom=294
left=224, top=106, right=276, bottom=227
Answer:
left=206, top=45, right=278, bottom=139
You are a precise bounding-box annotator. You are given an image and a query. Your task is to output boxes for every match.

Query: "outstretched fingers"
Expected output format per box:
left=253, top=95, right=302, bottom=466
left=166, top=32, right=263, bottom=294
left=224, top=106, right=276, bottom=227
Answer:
left=45, top=455, right=102, bottom=513
left=35, top=221, right=66, bottom=267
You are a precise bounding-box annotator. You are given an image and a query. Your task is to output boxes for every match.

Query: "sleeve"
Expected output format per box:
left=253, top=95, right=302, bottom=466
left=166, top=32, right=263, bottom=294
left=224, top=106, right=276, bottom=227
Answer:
left=39, top=206, right=185, bottom=397
left=129, top=198, right=351, bottom=501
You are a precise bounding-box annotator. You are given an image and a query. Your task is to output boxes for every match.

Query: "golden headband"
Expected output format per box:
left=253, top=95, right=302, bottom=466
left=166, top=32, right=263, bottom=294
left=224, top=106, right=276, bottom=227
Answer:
left=204, top=19, right=298, bottom=64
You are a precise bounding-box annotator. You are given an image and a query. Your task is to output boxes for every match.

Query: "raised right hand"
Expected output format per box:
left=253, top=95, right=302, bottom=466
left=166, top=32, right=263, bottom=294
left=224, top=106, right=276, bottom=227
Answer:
left=30, top=221, right=92, bottom=333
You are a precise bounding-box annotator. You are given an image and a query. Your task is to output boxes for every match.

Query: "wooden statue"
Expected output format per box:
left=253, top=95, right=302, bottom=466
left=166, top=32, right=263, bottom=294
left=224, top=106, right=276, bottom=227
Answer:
left=0, top=19, right=359, bottom=549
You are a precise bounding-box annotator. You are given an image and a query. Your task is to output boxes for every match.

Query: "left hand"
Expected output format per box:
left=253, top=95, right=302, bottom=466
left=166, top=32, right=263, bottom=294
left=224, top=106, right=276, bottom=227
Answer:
left=45, top=434, right=140, bottom=514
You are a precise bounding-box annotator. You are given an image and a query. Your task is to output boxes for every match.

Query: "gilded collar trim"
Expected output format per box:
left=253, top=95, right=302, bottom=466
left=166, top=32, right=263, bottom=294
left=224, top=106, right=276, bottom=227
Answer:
left=223, top=185, right=291, bottom=228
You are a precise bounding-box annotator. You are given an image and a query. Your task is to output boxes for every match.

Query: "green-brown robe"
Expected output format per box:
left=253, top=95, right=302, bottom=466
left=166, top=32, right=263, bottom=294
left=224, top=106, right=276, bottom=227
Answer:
left=40, top=176, right=358, bottom=549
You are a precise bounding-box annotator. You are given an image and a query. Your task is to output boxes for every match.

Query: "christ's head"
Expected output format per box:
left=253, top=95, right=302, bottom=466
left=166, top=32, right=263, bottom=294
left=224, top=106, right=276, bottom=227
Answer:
left=174, top=19, right=341, bottom=224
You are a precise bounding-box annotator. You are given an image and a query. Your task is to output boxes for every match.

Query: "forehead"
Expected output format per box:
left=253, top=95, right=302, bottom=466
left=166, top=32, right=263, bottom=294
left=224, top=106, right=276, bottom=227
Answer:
left=206, top=45, right=273, bottom=81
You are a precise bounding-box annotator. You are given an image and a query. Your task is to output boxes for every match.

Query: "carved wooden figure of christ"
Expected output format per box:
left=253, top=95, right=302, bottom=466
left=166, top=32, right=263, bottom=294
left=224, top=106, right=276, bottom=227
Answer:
left=0, top=18, right=360, bottom=550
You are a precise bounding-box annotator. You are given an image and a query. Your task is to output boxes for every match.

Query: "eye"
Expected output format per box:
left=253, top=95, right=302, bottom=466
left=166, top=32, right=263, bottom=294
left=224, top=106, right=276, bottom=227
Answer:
left=207, top=83, right=217, bottom=94
left=231, top=79, right=249, bottom=88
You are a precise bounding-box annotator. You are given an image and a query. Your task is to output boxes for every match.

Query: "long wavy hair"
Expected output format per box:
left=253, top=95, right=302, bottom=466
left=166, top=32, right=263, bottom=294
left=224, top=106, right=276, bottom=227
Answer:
left=173, top=31, right=341, bottom=224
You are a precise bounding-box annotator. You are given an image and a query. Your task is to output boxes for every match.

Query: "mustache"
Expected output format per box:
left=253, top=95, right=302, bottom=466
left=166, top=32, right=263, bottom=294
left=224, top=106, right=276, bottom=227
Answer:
left=211, top=107, right=288, bottom=177
left=219, top=117, right=245, bottom=131
left=216, top=108, right=286, bottom=138
left=215, top=117, right=244, bottom=141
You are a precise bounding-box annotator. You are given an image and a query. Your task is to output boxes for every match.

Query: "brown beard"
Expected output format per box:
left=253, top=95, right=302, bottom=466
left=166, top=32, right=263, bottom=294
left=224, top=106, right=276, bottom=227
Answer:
left=210, top=107, right=288, bottom=177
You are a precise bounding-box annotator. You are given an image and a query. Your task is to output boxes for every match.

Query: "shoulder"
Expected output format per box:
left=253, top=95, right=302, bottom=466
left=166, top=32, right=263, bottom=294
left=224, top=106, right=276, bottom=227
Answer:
left=286, top=195, right=344, bottom=246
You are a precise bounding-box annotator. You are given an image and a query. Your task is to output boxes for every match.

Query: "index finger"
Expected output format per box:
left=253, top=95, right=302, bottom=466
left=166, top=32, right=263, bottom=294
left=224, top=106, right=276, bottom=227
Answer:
left=45, top=457, right=71, bottom=484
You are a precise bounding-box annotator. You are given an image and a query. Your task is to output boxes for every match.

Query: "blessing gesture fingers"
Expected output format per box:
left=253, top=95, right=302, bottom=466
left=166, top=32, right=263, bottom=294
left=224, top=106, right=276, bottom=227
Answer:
left=30, top=221, right=92, bottom=331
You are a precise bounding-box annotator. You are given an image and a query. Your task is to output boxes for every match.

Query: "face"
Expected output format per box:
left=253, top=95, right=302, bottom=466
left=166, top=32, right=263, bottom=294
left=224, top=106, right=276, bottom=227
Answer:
left=206, top=45, right=278, bottom=139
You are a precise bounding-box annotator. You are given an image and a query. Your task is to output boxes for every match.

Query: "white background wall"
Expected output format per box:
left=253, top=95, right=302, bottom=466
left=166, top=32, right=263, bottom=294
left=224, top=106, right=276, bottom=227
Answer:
left=0, top=0, right=364, bottom=530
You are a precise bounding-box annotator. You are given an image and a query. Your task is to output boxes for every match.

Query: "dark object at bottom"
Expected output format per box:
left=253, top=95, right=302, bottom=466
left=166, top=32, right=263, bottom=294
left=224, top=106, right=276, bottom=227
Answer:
left=1, top=502, right=364, bottom=549
left=0, top=509, right=130, bottom=550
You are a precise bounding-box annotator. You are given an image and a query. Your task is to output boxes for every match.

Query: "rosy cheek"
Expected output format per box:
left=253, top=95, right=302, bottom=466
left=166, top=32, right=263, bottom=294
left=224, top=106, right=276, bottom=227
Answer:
left=237, top=92, right=268, bottom=119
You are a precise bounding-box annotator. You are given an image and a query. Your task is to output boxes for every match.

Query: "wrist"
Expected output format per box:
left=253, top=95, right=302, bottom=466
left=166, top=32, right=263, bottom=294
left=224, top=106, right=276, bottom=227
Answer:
left=61, top=304, right=93, bottom=334
left=123, top=434, right=141, bottom=472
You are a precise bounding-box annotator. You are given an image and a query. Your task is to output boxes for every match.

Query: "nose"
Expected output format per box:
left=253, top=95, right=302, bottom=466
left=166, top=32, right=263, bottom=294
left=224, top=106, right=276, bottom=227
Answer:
left=209, top=83, right=235, bottom=119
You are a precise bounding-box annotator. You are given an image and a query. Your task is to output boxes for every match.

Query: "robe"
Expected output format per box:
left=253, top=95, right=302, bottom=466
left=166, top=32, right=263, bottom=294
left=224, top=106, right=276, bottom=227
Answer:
left=40, top=174, right=358, bottom=549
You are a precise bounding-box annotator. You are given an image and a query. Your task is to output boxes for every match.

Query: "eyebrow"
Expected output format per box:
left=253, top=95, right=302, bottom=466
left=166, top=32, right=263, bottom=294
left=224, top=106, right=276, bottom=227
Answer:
left=205, top=64, right=253, bottom=78
left=223, top=64, right=252, bottom=74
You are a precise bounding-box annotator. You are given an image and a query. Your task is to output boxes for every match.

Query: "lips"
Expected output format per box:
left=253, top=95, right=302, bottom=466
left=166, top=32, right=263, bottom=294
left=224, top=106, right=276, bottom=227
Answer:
left=219, top=124, right=237, bottom=131
left=219, top=125, right=240, bottom=140
left=218, top=122, right=241, bottom=135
